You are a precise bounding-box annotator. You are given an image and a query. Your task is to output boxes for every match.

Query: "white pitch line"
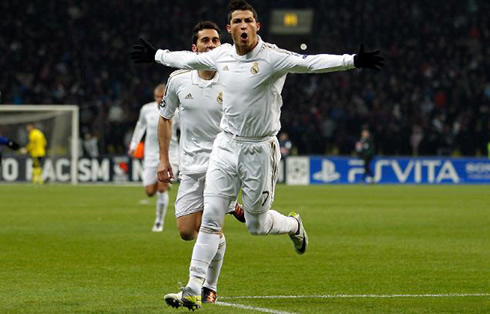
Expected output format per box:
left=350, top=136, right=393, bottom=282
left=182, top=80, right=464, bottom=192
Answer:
left=216, top=301, right=296, bottom=314
left=220, top=293, right=490, bottom=300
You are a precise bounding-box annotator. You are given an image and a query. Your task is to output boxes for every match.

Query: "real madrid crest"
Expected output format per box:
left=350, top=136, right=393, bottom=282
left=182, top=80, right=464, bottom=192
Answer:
left=217, top=91, right=223, bottom=105
left=250, top=62, right=259, bottom=74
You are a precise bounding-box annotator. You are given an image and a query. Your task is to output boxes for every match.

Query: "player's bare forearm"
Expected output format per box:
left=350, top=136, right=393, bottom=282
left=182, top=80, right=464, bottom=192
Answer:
left=158, top=116, right=173, bottom=163
left=157, top=116, right=174, bottom=182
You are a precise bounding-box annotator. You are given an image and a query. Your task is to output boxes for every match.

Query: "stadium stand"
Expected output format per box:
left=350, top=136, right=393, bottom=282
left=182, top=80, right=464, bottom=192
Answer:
left=1, top=0, right=488, bottom=156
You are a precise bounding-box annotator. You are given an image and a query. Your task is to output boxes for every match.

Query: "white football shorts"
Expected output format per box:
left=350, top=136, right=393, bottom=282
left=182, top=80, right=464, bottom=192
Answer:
left=204, top=132, right=281, bottom=214
left=175, top=171, right=237, bottom=218
left=175, top=172, right=206, bottom=218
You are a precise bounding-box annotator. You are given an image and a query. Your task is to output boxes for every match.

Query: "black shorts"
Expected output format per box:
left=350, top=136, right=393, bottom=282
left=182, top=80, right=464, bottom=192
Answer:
left=33, top=157, right=45, bottom=168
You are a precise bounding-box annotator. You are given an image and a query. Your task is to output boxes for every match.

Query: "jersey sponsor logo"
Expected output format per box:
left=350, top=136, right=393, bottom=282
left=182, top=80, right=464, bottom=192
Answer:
left=250, top=62, right=259, bottom=74
left=159, top=98, right=166, bottom=108
left=185, top=93, right=193, bottom=100
left=222, top=65, right=230, bottom=71
left=217, top=91, right=223, bottom=104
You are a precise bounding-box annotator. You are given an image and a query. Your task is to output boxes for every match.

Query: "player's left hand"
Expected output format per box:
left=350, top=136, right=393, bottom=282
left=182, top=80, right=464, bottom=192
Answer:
left=131, top=38, right=157, bottom=64
left=19, top=147, right=27, bottom=154
left=354, top=44, right=384, bottom=70
left=157, top=161, right=174, bottom=183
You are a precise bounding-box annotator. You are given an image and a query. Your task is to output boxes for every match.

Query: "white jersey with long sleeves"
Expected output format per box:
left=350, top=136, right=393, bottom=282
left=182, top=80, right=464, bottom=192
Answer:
left=129, top=101, right=179, bottom=168
left=155, top=36, right=355, bottom=138
left=160, top=70, right=223, bottom=174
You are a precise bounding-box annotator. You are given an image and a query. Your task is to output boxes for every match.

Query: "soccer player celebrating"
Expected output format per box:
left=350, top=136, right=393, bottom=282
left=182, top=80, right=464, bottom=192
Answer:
left=132, top=0, right=384, bottom=309
left=128, top=83, right=180, bottom=232
left=157, top=21, right=244, bottom=306
left=22, top=123, right=47, bottom=184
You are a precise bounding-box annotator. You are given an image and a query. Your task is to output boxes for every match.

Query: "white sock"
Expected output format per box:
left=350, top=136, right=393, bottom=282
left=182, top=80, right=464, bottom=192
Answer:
left=204, top=234, right=226, bottom=292
left=187, top=231, right=220, bottom=293
left=156, top=191, right=168, bottom=224
left=268, top=210, right=298, bottom=235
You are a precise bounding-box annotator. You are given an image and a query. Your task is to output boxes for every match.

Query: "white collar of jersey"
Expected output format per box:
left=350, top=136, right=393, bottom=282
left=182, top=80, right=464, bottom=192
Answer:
left=191, top=70, right=220, bottom=87
left=231, top=35, right=264, bottom=60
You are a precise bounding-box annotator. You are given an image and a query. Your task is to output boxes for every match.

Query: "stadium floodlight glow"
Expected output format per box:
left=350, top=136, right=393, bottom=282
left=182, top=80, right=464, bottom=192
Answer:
left=270, top=9, right=314, bottom=35
left=0, top=105, right=79, bottom=184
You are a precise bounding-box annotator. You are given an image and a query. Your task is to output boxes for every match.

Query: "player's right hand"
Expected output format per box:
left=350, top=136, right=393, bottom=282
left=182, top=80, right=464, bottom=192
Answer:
left=131, top=38, right=157, bottom=63
left=128, top=149, right=136, bottom=158
left=157, top=161, right=174, bottom=183
left=353, top=44, right=384, bottom=70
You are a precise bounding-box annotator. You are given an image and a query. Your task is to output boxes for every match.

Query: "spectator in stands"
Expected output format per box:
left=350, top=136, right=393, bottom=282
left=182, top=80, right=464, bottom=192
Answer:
left=356, top=128, right=375, bottom=183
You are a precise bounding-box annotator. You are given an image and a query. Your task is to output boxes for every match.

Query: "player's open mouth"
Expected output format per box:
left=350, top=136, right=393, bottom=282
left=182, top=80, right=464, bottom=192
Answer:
left=240, top=32, right=248, bottom=40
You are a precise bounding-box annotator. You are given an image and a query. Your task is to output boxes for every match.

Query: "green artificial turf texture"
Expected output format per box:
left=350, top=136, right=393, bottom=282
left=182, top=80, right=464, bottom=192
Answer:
left=0, top=184, right=488, bottom=313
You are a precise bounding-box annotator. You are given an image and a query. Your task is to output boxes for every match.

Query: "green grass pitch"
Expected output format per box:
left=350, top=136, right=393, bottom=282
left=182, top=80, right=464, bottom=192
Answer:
left=0, top=184, right=489, bottom=313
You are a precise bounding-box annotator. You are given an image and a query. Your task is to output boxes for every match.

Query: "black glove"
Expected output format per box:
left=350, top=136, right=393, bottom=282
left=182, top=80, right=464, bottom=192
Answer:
left=7, top=139, right=20, bottom=150
left=131, top=38, right=157, bottom=63
left=353, top=44, right=384, bottom=70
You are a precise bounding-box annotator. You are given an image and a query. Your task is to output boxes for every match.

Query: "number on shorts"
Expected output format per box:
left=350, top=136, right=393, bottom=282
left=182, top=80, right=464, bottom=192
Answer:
left=262, top=191, right=270, bottom=206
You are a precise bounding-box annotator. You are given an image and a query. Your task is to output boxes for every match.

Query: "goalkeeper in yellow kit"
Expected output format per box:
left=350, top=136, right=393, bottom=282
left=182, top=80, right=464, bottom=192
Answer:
left=23, top=123, right=47, bottom=184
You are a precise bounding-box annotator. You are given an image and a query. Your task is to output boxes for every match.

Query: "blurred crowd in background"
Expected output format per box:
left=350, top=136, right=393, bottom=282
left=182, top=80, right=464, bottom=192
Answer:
left=1, top=0, right=488, bottom=156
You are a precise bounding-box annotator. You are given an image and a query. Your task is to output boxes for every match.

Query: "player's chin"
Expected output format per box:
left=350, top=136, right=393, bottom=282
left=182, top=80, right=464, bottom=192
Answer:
left=237, top=38, right=249, bottom=47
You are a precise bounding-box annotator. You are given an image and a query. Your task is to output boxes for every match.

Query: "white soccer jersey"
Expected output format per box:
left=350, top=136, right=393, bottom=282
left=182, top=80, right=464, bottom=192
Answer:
left=160, top=70, right=223, bottom=174
left=130, top=101, right=179, bottom=167
left=155, top=36, right=355, bottom=138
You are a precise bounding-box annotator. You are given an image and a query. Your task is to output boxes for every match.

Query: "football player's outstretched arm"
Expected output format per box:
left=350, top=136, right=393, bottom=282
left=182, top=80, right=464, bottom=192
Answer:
left=131, top=38, right=216, bottom=70
left=273, top=44, right=384, bottom=74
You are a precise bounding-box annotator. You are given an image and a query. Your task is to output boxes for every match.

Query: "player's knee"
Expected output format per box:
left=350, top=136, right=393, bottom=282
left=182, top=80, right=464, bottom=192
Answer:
left=246, top=220, right=267, bottom=235
left=200, top=216, right=223, bottom=234
left=245, top=212, right=270, bottom=235
left=145, top=186, right=157, bottom=196
left=179, top=230, right=197, bottom=241
left=200, top=213, right=222, bottom=234
left=177, top=221, right=198, bottom=241
left=200, top=196, right=227, bottom=232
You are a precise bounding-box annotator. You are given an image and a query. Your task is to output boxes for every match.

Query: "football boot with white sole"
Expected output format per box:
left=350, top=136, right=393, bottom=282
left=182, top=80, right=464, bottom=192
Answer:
left=288, top=212, right=308, bottom=254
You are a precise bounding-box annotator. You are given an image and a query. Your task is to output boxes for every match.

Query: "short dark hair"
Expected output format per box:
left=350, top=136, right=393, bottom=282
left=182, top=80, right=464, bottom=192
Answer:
left=192, top=21, right=221, bottom=45
left=227, top=0, right=259, bottom=23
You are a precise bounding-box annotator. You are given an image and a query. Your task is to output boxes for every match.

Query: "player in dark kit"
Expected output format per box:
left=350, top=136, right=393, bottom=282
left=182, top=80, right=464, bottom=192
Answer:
left=0, top=136, right=20, bottom=151
left=356, top=129, right=375, bottom=183
left=0, top=135, right=21, bottom=180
